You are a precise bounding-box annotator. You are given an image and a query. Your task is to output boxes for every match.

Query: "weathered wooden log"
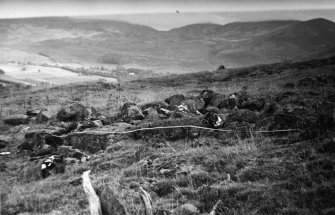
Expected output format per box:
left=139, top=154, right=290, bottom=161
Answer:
left=139, top=186, right=153, bottom=215
left=82, top=170, right=102, bottom=215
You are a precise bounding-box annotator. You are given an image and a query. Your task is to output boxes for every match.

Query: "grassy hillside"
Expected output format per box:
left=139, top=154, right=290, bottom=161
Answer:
left=1, top=17, right=335, bottom=73
left=0, top=56, right=334, bottom=214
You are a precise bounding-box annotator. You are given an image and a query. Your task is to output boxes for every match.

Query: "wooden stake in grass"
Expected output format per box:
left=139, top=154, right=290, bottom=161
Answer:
left=82, top=170, right=102, bottom=215
left=0, top=98, right=3, bottom=121
left=139, top=186, right=153, bottom=215
left=209, top=200, right=222, bottom=215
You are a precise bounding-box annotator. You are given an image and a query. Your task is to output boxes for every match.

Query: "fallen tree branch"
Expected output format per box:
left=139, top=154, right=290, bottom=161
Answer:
left=82, top=170, right=102, bottom=215
left=209, top=200, right=222, bottom=215
left=139, top=186, right=153, bottom=215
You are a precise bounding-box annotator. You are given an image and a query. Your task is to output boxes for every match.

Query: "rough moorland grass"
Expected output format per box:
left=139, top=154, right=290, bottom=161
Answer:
left=2, top=126, right=335, bottom=214
left=1, top=60, right=334, bottom=119
left=1, top=60, right=334, bottom=214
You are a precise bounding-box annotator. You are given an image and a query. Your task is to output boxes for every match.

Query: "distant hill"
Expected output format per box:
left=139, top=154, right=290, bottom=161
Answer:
left=247, top=18, right=335, bottom=58
left=169, top=20, right=298, bottom=40
left=0, top=17, right=335, bottom=73
left=299, top=44, right=335, bottom=61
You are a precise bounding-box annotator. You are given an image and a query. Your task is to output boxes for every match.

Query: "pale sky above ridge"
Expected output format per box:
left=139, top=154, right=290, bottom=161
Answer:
left=0, top=0, right=335, bottom=18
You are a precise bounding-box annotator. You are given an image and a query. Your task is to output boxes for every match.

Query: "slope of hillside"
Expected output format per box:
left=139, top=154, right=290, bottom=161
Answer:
left=299, top=44, right=335, bottom=61
left=0, top=56, right=334, bottom=215
left=246, top=18, right=335, bottom=58
left=169, top=20, right=298, bottom=40
left=1, top=17, right=335, bottom=72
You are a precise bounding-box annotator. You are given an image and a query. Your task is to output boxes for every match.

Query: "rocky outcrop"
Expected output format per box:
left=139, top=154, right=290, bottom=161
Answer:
left=204, top=112, right=225, bottom=128
left=19, top=127, right=65, bottom=152
left=240, top=97, right=265, bottom=111
left=200, top=90, right=226, bottom=108
left=62, top=132, right=109, bottom=153
left=26, top=109, right=41, bottom=117
left=120, top=102, right=145, bottom=123
left=140, top=101, right=170, bottom=110
left=164, top=94, right=186, bottom=107
left=30, top=144, right=54, bottom=156
left=3, top=114, right=29, bottom=126
left=75, top=120, right=103, bottom=131
left=58, top=145, right=89, bottom=162
left=57, top=103, right=89, bottom=122
left=36, top=109, right=54, bottom=123
left=217, top=65, right=226, bottom=70
left=143, top=107, right=161, bottom=120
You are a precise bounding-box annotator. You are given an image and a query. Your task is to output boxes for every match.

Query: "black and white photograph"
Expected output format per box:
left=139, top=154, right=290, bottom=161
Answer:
left=0, top=0, right=335, bottom=214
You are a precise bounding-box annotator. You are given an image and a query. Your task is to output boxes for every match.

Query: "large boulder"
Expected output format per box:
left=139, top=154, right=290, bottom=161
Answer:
left=175, top=100, right=201, bottom=115
left=157, top=108, right=173, bottom=118
left=36, top=109, right=54, bottom=123
left=59, top=122, right=79, bottom=133
left=58, top=145, right=89, bottom=161
left=220, top=90, right=254, bottom=110
left=40, top=155, right=65, bottom=178
left=164, top=94, right=186, bottom=107
left=19, top=128, right=65, bottom=152
left=75, top=120, right=103, bottom=131
left=170, top=109, right=197, bottom=119
left=140, top=101, right=170, bottom=110
left=200, top=90, right=226, bottom=108
left=31, top=144, right=54, bottom=156
left=87, top=107, right=103, bottom=120
left=235, top=90, right=249, bottom=108
left=143, top=107, right=160, bottom=120
left=178, top=96, right=205, bottom=111
left=240, top=97, right=265, bottom=111
left=62, top=125, right=118, bottom=153
left=199, top=106, right=220, bottom=114
left=204, top=112, right=225, bottom=128
left=3, top=114, right=29, bottom=126
left=217, top=65, right=226, bottom=70
left=26, top=109, right=40, bottom=117
left=56, top=103, right=89, bottom=122
left=120, top=102, right=145, bottom=123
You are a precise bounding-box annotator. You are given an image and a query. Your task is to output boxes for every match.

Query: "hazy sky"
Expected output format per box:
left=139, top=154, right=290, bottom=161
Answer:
left=1, top=0, right=335, bottom=18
